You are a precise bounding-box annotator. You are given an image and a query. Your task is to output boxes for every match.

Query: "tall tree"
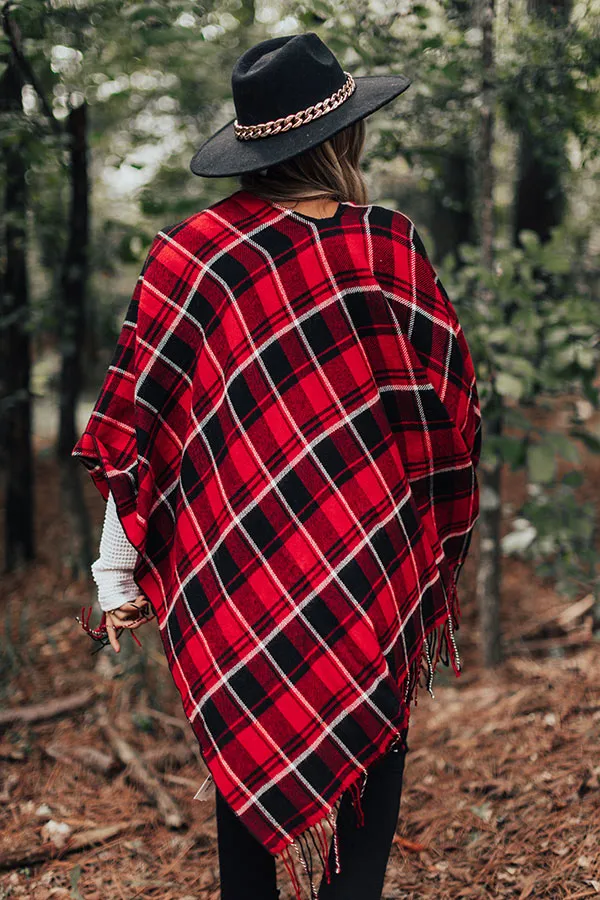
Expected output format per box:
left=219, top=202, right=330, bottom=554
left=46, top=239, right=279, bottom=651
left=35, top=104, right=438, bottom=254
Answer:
left=58, top=101, right=94, bottom=573
left=428, top=0, right=476, bottom=263
left=513, top=0, right=571, bottom=244
left=0, top=56, right=35, bottom=569
left=2, top=0, right=96, bottom=573
left=58, top=104, right=89, bottom=459
left=474, top=0, right=503, bottom=667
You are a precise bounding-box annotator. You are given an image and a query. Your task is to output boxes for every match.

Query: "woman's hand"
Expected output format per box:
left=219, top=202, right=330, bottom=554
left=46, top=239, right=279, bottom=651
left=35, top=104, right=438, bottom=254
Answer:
left=105, top=595, right=155, bottom=653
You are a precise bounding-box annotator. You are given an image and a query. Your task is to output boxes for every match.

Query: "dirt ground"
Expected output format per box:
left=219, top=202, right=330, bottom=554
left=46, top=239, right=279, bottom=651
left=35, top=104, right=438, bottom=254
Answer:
left=0, top=419, right=599, bottom=899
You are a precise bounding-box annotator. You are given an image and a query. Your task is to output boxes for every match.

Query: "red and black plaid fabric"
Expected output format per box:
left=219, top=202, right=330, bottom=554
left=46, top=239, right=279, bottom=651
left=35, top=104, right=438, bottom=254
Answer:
left=74, top=188, right=481, bottom=883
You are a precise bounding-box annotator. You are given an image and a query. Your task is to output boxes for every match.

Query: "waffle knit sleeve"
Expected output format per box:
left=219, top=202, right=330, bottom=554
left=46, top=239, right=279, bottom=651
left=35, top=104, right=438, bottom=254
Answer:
left=91, top=492, right=139, bottom=612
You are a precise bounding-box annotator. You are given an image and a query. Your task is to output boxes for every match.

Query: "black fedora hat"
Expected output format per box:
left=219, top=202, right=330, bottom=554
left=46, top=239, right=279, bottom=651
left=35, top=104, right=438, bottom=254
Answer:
left=190, top=32, right=411, bottom=178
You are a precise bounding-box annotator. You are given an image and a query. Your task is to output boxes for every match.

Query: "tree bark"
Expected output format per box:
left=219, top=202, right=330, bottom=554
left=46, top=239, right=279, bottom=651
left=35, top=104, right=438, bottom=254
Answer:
left=429, top=151, right=475, bottom=263
left=475, top=399, right=503, bottom=668
left=428, top=0, right=476, bottom=263
left=1, top=57, right=35, bottom=571
left=475, top=0, right=503, bottom=667
left=513, top=0, right=571, bottom=244
left=57, top=103, right=93, bottom=575
left=237, top=0, right=255, bottom=27
left=58, top=103, right=89, bottom=458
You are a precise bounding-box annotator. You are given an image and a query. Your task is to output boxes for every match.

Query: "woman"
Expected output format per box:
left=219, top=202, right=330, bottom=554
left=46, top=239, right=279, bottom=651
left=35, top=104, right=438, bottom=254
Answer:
left=74, top=32, right=481, bottom=900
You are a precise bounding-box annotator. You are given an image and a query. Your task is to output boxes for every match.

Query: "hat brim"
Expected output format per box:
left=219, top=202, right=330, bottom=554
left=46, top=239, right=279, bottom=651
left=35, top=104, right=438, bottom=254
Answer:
left=190, top=74, right=411, bottom=178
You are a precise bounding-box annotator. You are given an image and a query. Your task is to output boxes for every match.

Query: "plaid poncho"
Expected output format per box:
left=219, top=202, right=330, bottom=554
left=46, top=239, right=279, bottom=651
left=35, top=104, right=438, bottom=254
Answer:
left=74, top=189, right=481, bottom=895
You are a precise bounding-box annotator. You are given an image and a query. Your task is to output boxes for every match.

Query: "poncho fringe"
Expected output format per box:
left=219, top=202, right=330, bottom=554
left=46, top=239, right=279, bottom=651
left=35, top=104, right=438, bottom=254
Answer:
left=276, top=595, right=461, bottom=900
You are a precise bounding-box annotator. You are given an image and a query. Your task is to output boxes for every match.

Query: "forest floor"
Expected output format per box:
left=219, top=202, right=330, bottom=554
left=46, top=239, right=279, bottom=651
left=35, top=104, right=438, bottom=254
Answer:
left=0, top=403, right=599, bottom=900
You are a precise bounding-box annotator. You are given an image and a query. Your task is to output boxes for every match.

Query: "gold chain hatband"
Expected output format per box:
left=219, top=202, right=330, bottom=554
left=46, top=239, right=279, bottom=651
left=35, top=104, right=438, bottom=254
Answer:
left=233, top=72, right=356, bottom=141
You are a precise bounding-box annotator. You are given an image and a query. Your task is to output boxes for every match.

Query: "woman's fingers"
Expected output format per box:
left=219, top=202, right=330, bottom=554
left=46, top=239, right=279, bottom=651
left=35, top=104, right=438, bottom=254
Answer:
left=105, top=616, right=121, bottom=653
left=111, top=603, right=143, bottom=623
left=104, top=596, right=155, bottom=651
left=111, top=598, right=155, bottom=624
left=119, top=614, right=152, bottom=631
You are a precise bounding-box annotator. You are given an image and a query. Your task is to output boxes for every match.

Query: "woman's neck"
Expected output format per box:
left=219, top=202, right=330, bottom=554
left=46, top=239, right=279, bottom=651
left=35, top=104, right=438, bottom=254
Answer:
left=273, top=196, right=340, bottom=219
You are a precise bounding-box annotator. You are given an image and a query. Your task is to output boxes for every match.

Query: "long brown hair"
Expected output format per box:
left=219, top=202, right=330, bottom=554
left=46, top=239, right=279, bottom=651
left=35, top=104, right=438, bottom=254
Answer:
left=240, top=119, right=368, bottom=206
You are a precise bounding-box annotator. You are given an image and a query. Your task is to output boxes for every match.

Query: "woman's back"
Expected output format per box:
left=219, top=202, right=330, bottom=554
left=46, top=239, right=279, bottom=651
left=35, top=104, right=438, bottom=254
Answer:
left=75, top=186, right=480, bottom=856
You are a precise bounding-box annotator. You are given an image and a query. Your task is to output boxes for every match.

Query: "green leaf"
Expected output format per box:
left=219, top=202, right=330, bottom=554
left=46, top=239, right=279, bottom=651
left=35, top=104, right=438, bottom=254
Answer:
left=546, top=432, right=580, bottom=464
left=527, top=443, right=557, bottom=484
left=503, top=407, right=533, bottom=431
left=570, top=429, right=600, bottom=454
left=575, top=346, right=597, bottom=370
left=486, top=435, right=527, bottom=468
left=562, top=471, right=584, bottom=488
left=518, top=230, right=541, bottom=253
left=495, top=372, right=524, bottom=401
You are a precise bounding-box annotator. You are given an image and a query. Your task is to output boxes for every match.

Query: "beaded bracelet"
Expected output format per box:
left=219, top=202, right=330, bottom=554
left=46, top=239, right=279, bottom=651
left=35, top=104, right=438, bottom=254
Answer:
left=75, top=605, right=143, bottom=653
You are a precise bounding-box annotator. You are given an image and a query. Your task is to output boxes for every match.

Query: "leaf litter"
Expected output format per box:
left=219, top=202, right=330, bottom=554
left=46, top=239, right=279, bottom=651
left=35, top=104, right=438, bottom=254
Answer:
left=0, top=459, right=598, bottom=899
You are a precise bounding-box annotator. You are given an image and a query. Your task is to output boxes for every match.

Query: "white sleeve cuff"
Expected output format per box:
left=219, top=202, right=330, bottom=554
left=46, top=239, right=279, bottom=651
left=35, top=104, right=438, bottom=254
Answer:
left=92, top=493, right=139, bottom=612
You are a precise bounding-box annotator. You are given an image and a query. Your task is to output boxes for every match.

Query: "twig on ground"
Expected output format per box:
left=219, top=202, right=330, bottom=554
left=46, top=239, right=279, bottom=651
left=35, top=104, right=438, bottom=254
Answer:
left=0, top=689, right=96, bottom=726
left=99, top=712, right=186, bottom=830
left=142, top=742, right=195, bottom=771
left=393, top=834, right=428, bottom=853
left=0, top=820, right=145, bottom=871
left=44, top=741, right=117, bottom=774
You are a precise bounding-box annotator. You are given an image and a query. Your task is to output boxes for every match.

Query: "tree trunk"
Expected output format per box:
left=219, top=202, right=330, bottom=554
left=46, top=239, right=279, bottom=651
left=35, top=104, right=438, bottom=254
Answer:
left=513, top=0, right=571, bottom=244
left=1, top=58, right=35, bottom=571
left=428, top=0, right=476, bottom=263
left=475, top=0, right=503, bottom=667
left=237, top=0, right=255, bottom=27
left=57, top=102, right=93, bottom=575
left=475, top=398, right=503, bottom=668
left=429, top=151, right=474, bottom=263
left=58, top=104, right=89, bottom=457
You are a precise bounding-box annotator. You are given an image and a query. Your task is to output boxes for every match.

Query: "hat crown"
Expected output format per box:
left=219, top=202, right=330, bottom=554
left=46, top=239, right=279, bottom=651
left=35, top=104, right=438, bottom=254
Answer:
left=232, top=33, right=347, bottom=127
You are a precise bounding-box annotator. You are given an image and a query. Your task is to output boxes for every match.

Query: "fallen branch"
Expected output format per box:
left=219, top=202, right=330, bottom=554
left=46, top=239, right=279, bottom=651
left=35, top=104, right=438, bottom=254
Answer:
left=162, top=772, right=201, bottom=790
left=0, top=689, right=96, bottom=727
left=511, top=622, right=593, bottom=655
left=0, top=820, right=145, bottom=871
left=511, top=594, right=596, bottom=643
left=44, top=741, right=117, bottom=775
left=142, top=742, right=194, bottom=771
left=137, top=704, right=203, bottom=763
left=99, top=715, right=186, bottom=829
left=136, top=705, right=191, bottom=732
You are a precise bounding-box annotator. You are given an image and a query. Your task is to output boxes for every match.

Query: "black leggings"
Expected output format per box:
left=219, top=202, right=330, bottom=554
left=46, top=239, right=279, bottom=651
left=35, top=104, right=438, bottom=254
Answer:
left=216, top=737, right=408, bottom=900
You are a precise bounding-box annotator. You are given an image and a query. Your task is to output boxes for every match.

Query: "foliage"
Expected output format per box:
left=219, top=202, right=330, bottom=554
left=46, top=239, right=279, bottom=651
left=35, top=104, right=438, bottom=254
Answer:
left=504, top=477, right=599, bottom=600
left=442, top=226, right=599, bottom=412
left=442, top=225, right=600, bottom=596
left=498, top=1, right=600, bottom=168
left=290, top=0, right=481, bottom=229
left=2, top=0, right=600, bottom=599
left=0, top=0, right=270, bottom=357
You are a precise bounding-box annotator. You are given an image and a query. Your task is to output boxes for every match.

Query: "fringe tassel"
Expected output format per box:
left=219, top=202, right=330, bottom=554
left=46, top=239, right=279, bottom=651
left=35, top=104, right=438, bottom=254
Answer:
left=349, top=779, right=365, bottom=827
left=277, top=580, right=461, bottom=900
left=282, top=844, right=303, bottom=900
left=327, top=807, right=341, bottom=874
left=317, top=821, right=331, bottom=884
left=296, top=831, right=317, bottom=899
left=440, top=572, right=462, bottom=676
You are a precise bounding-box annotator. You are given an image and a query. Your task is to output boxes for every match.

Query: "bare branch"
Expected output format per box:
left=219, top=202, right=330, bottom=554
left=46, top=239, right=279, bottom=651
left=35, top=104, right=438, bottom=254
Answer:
left=1, top=0, right=62, bottom=136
